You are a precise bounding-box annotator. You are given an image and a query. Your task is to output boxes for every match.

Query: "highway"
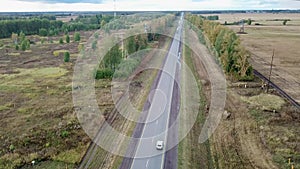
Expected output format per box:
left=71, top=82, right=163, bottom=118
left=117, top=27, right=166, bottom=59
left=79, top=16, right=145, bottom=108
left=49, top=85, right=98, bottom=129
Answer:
left=129, top=12, right=184, bottom=169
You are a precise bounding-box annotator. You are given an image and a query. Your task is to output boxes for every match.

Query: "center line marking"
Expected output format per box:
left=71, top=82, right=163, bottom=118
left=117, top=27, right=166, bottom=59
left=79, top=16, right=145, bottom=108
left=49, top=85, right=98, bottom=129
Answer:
left=146, top=159, right=149, bottom=168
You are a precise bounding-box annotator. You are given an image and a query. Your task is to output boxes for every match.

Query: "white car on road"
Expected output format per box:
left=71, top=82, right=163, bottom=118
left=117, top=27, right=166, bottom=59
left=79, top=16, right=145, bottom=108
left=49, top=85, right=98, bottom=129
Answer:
left=156, top=140, right=164, bottom=150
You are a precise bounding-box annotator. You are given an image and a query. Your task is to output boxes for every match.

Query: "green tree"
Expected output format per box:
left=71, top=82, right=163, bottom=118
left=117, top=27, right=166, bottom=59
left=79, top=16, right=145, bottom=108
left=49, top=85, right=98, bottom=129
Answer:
left=15, top=44, right=19, bottom=50
left=283, top=20, right=288, bottom=25
left=11, top=33, right=18, bottom=44
left=247, top=19, right=252, bottom=25
left=19, top=31, right=25, bottom=42
left=64, top=52, right=70, bottom=62
left=126, top=36, right=136, bottom=55
left=104, top=45, right=122, bottom=70
left=41, top=38, right=45, bottom=44
left=59, top=37, right=64, bottom=44
left=21, top=40, right=27, bottom=51
left=39, top=28, right=48, bottom=36
left=136, top=34, right=147, bottom=50
left=101, top=20, right=106, bottom=28
left=74, top=32, right=81, bottom=42
left=66, top=34, right=70, bottom=43
left=25, top=39, right=30, bottom=50
left=92, top=40, right=97, bottom=50
left=78, top=44, right=84, bottom=52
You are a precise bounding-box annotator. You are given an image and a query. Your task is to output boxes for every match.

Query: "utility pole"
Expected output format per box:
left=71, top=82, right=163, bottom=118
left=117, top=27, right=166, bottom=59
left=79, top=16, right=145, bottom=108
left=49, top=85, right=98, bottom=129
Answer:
left=267, top=49, right=275, bottom=93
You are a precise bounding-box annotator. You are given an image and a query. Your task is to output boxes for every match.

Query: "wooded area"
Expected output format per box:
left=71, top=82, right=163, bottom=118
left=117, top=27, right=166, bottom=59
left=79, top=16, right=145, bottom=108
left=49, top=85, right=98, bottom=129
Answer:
left=186, top=14, right=253, bottom=80
left=0, top=14, right=114, bottom=38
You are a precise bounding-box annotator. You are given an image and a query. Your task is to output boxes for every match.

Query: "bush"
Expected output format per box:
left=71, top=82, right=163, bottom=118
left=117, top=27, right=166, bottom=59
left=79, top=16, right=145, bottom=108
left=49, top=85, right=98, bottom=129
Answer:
left=61, top=130, right=69, bottom=138
left=9, top=144, right=15, bottom=151
left=114, top=57, right=140, bottom=78
left=66, top=34, right=70, bottom=43
left=41, top=38, right=45, bottom=44
left=95, top=69, right=114, bottom=79
left=39, top=28, right=48, bottom=36
left=78, top=44, right=84, bottom=52
left=92, top=40, right=97, bottom=50
left=59, top=38, right=64, bottom=44
left=74, top=32, right=81, bottom=42
left=64, top=52, right=70, bottom=62
left=21, top=40, right=27, bottom=51
left=206, top=15, right=219, bottom=20
left=247, top=19, right=252, bottom=25
left=283, top=20, right=288, bottom=25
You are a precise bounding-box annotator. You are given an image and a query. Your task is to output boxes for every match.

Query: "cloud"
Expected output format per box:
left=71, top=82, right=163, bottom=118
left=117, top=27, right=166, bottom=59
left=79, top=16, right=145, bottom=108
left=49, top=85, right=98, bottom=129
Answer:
left=19, top=0, right=103, bottom=3
left=0, top=0, right=299, bottom=12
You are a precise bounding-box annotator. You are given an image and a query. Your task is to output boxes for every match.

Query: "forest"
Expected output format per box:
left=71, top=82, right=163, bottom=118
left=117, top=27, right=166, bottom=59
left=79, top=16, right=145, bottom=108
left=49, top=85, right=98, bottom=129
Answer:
left=0, top=14, right=114, bottom=38
left=186, top=14, right=253, bottom=80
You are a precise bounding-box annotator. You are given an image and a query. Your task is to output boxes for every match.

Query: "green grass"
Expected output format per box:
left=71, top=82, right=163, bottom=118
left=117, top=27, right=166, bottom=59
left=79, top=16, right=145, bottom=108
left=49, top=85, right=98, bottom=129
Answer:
left=53, top=50, right=69, bottom=57
left=249, top=109, right=266, bottom=123
left=0, top=105, right=10, bottom=111
left=52, top=145, right=87, bottom=164
left=241, top=93, right=285, bottom=111
left=22, top=161, right=74, bottom=169
left=178, top=35, right=213, bottom=169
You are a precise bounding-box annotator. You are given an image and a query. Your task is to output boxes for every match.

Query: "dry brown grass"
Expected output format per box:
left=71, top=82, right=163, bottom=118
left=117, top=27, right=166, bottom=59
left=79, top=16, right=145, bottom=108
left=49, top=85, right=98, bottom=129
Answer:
left=211, top=13, right=300, bottom=103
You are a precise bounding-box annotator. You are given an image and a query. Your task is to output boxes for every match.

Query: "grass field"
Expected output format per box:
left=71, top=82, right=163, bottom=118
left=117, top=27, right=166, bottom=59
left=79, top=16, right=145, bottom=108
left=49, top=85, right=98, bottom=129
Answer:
left=213, top=13, right=300, bottom=103
left=0, top=30, right=96, bottom=168
left=199, top=13, right=300, bottom=169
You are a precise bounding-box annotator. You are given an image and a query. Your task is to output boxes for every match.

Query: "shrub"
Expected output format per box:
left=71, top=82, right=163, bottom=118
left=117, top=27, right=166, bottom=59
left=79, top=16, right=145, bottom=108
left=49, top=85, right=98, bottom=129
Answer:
left=283, top=20, right=288, bottom=25
left=92, top=40, right=97, bottom=50
left=41, top=38, right=45, bottom=44
left=61, top=130, right=69, bottom=138
left=94, top=32, right=99, bottom=39
left=21, top=40, right=27, bottom=51
left=59, top=38, right=63, bottom=44
left=247, top=18, right=252, bottom=25
left=74, top=32, right=81, bottom=42
left=39, top=28, right=48, bottom=36
left=64, top=52, right=70, bottom=62
left=66, top=34, right=70, bottom=43
left=78, top=44, right=84, bottom=52
left=9, top=144, right=15, bottom=151
left=95, top=69, right=114, bottom=79
left=15, top=45, right=19, bottom=50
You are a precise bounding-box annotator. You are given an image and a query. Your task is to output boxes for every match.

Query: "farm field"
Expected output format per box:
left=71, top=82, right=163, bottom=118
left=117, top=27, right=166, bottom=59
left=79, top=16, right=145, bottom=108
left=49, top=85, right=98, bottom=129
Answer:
left=213, top=13, right=300, bottom=103
left=198, top=13, right=300, bottom=168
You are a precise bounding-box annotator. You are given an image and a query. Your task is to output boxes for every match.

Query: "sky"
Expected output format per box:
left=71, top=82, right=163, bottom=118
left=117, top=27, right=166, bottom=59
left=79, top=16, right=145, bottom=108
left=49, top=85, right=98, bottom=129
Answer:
left=0, top=0, right=300, bottom=12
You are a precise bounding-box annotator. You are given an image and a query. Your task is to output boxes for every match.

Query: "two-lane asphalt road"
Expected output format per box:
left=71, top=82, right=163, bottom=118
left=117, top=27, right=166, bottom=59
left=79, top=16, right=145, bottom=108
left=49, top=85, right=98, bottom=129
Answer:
left=129, top=12, right=184, bottom=169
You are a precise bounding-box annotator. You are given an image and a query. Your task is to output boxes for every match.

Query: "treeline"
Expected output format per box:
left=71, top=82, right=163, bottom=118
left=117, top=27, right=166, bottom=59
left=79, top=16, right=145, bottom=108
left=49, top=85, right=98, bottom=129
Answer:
left=96, top=14, right=176, bottom=79
left=186, top=14, right=253, bottom=81
left=0, top=14, right=114, bottom=38
left=96, top=33, right=149, bottom=79
left=205, top=15, right=219, bottom=20
left=0, top=18, right=63, bottom=38
left=0, top=15, right=56, bottom=21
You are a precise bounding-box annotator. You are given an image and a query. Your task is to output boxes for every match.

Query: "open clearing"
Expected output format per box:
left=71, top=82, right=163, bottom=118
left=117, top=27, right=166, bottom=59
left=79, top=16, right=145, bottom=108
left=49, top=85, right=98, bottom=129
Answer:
left=212, top=13, right=300, bottom=103
left=0, top=30, right=95, bottom=169
left=196, top=13, right=300, bottom=168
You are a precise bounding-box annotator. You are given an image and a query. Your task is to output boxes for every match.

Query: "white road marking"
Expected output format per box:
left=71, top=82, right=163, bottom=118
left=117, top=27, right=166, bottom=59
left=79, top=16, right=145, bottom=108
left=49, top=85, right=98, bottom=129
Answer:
left=152, top=137, right=154, bottom=143
left=146, top=159, right=149, bottom=168
left=156, top=120, right=158, bottom=125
